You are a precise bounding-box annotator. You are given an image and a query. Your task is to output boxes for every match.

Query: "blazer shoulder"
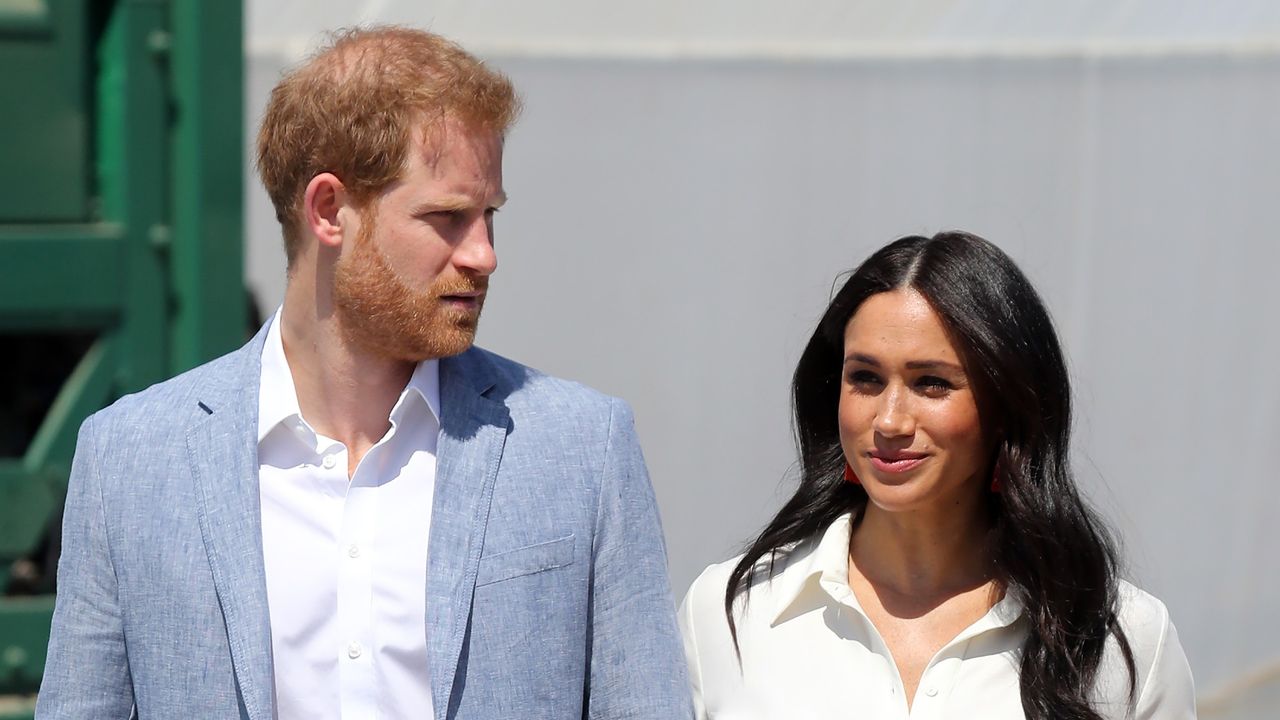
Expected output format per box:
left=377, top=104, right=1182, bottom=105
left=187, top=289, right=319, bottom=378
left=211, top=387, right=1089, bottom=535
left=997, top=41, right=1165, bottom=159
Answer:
left=89, top=339, right=256, bottom=430
left=468, top=346, right=623, bottom=417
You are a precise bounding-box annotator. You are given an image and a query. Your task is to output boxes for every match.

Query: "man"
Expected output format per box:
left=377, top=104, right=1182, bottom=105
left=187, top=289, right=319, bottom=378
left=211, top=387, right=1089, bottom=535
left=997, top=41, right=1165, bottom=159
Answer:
left=38, top=27, right=691, bottom=719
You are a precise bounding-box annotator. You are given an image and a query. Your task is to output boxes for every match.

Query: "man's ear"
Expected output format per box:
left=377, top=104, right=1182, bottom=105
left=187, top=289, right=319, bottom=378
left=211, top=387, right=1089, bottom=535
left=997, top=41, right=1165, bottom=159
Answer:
left=303, top=173, right=348, bottom=250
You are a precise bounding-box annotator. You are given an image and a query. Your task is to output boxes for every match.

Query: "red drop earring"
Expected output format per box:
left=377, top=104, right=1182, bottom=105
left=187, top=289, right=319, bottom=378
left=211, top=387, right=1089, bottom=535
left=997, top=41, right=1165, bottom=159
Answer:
left=844, top=463, right=861, bottom=485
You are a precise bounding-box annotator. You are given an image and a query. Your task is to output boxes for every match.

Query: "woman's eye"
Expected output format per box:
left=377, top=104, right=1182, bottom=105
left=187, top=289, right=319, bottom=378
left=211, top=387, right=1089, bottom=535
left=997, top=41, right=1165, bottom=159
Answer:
left=916, top=376, right=953, bottom=394
left=848, top=370, right=882, bottom=389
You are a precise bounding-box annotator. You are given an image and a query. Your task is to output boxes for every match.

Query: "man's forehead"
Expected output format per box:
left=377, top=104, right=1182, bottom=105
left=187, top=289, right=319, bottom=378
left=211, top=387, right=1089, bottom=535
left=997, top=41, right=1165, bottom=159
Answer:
left=411, top=117, right=503, bottom=167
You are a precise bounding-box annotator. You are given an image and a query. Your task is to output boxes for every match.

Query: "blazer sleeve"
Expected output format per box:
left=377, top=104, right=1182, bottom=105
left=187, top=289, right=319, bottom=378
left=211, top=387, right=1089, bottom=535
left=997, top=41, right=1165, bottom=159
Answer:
left=36, top=415, right=135, bottom=718
left=585, top=399, right=694, bottom=720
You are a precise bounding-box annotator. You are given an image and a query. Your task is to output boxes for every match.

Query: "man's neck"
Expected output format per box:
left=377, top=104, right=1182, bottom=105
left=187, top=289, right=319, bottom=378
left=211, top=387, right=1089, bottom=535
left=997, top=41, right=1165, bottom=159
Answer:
left=278, top=293, right=415, bottom=476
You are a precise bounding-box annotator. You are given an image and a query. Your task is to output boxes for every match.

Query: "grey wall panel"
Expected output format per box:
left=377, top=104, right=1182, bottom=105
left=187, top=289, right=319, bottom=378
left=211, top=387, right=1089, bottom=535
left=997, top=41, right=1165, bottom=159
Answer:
left=244, top=48, right=1280, bottom=707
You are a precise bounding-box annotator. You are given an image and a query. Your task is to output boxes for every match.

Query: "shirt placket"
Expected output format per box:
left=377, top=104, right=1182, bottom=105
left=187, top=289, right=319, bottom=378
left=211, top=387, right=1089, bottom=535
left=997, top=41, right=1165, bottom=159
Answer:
left=905, top=649, right=966, bottom=719
left=337, top=442, right=377, bottom=720
left=821, top=578, right=912, bottom=717
left=823, top=575, right=1015, bottom=719
left=901, top=599, right=1022, bottom=718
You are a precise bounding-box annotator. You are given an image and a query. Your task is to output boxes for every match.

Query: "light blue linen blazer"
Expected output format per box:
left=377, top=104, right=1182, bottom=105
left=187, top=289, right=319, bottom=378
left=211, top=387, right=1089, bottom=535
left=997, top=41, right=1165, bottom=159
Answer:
left=37, top=326, right=692, bottom=719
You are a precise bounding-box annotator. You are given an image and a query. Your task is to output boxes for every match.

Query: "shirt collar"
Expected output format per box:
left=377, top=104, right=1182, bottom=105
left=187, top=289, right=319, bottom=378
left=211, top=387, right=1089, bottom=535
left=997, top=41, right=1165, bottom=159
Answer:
left=258, top=310, right=301, bottom=444
left=393, top=354, right=441, bottom=428
left=257, top=308, right=442, bottom=445
left=769, top=512, right=1025, bottom=631
left=769, top=513, right=859, bottom=626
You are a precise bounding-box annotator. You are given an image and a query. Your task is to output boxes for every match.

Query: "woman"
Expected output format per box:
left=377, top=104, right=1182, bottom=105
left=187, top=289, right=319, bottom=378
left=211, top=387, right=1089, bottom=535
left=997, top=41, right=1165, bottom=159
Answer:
left=679, top=232, right=1195, bottom=719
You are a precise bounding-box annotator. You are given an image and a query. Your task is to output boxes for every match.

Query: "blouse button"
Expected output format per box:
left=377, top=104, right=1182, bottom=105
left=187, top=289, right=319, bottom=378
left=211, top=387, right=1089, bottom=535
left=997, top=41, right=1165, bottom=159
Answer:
left=926, top=687, right=938, bottom=697
left=322, top=454, right=337, bottom=469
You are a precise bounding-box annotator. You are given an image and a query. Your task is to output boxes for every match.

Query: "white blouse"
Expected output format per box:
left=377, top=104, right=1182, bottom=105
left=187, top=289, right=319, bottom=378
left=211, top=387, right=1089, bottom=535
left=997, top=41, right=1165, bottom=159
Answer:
left=679, top=514, right=1196, bottom=719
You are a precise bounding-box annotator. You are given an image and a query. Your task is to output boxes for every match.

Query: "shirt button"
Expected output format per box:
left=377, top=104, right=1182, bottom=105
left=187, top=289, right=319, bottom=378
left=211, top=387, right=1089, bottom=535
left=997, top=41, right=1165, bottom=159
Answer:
left=322, top=455, right=337, bottom=469
left=347, top=544, right=361, bottom=559
left=926, top=688, right=938, bottom=697
left=347, top=641, right=363, bottom=659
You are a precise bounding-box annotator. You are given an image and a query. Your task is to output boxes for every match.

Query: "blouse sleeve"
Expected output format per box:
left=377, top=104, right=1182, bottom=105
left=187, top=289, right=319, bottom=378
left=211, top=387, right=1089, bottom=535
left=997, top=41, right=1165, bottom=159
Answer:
left=678, top=570, right=710, bottom=720
left=1133, top=610, right=1197, bottom=719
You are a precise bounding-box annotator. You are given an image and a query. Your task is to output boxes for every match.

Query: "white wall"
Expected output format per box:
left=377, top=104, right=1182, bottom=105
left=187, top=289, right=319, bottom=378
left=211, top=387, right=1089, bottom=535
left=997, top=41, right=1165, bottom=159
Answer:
left=245, top=4, right=1280, bottom=715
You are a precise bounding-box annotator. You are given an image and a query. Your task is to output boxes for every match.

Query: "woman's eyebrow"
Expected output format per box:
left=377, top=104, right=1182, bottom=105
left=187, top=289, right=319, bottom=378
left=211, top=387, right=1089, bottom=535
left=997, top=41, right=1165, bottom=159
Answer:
left=843, top=354, right=962, bottom=372
left=905, top=359, right=964, bottom=371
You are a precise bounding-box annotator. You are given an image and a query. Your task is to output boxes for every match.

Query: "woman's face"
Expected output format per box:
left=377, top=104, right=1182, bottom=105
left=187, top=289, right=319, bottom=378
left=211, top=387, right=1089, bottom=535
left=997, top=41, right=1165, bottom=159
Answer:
left=839, top=288, right=989, bottom=514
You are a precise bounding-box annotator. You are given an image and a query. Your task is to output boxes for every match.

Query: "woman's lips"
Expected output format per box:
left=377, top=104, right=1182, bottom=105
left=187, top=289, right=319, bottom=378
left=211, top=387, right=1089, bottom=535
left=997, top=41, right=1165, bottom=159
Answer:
left=868, top=453, right=927, bottom=473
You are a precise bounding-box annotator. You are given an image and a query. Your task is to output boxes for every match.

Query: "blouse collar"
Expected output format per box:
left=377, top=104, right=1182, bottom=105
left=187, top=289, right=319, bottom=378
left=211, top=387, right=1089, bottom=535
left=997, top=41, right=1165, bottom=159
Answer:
left=768, top=512, right=1025, bottom=634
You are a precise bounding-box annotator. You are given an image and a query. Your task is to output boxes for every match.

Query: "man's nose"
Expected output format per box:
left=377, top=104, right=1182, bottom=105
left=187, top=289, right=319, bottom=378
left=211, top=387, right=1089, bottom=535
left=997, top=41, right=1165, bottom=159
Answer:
left=454, top=215, right=497, bottom=276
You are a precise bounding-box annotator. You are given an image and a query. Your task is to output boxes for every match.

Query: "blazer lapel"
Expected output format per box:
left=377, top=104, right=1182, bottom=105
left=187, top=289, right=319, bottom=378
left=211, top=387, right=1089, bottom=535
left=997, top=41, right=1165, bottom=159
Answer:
left=188, top=329, right=274, bottom=720
left=428, top=349, right=511, bottom=717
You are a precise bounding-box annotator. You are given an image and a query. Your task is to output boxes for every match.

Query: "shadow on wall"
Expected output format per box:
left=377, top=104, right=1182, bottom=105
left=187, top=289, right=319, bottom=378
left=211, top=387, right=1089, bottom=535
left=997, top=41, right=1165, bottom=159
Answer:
left=1199, top=660, right=1280, bottom=719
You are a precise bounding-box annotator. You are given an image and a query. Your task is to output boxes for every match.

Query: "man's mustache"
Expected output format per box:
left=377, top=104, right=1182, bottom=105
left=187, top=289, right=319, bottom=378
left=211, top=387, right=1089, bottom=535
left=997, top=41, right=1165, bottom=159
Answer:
left=433, top=277, right=489, bottom=297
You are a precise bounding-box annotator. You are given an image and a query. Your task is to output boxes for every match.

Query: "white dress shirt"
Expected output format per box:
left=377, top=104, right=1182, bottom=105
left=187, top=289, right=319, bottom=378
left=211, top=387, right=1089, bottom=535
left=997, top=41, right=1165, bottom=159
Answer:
left=258, top=312, right=439, bottom=720
left=679, top=514, right=1196, bottom=719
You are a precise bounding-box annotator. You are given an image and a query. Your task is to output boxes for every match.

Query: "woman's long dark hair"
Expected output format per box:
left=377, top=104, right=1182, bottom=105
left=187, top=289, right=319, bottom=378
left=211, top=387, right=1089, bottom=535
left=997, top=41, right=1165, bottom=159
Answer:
left=725, top=232, right=1135, bottom=720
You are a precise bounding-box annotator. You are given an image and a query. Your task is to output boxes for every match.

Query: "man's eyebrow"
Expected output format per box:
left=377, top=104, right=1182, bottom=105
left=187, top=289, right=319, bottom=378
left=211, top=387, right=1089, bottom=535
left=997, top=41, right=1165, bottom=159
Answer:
left=414, top=191, right=508, bottom=213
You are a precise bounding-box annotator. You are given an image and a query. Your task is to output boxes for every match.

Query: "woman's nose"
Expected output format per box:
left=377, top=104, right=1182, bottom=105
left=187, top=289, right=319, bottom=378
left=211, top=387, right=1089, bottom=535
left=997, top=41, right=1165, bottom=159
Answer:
left=873, top=386, right=915, bottom=438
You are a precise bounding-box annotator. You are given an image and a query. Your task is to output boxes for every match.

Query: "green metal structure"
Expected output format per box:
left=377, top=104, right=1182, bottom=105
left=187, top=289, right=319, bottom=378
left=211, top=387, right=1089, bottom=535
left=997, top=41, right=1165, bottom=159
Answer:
left=0, top=1, right=243, bottom=715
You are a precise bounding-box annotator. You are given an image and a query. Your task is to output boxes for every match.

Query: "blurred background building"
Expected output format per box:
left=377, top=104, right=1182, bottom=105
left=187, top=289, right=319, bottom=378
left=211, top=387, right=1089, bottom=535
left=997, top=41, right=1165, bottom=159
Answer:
left=4, top=1, right=1278, bottom=717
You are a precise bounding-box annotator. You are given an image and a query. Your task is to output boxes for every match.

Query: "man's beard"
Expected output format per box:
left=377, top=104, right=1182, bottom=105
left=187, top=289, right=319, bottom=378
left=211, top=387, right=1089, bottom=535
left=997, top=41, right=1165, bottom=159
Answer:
left=332, top=216, right=487, bottom=362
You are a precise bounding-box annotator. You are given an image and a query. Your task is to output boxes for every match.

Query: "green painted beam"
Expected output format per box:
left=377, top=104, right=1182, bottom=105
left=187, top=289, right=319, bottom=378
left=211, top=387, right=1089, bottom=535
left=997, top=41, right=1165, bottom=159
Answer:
left=0, top=0, right=88, bottom=220
left=0, top=0, right=51, bottom=39
left=169, top=0, right=246, bottom=371
left=0, top=596, right=54, bottom=697
left=97, top=0, right=170, bottom=395
left=0, top=696, right=36, bottom=720
left=0, top=228, right=125, bottom=325
left=24, top=335, right=117, bottom=473
left=0, top=463, right=58, bottom=560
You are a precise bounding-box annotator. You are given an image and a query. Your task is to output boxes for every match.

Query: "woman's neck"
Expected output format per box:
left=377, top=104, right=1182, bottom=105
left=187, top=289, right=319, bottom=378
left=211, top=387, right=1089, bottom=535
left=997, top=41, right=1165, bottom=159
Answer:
left=850, top=498, right=996, bottom=601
